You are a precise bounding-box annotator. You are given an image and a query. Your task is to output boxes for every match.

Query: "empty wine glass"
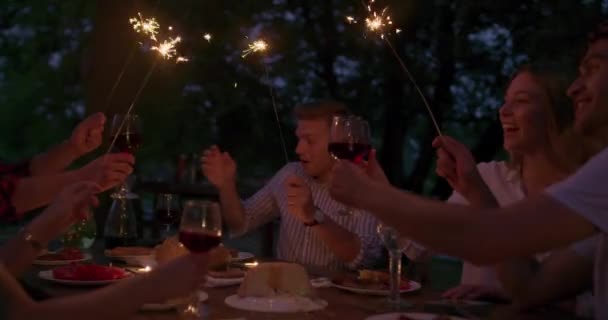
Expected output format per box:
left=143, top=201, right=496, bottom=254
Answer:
left=377, top=223, right=411, bottom=309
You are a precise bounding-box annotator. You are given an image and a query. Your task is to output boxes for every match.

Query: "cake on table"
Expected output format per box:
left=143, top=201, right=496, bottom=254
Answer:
left=237, top=262, right=313, bottom=297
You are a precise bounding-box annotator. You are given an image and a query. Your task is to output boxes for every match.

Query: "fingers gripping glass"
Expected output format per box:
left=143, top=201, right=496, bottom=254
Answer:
left=328, top=115, right=371, bottom=216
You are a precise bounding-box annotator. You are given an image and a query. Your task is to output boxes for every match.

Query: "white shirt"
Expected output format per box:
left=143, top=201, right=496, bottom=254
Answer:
left=404, top=161, right=594, bottom=309
left=234, top=162, right=383, bottom=271
left=547, top=146, right=608, bottom=319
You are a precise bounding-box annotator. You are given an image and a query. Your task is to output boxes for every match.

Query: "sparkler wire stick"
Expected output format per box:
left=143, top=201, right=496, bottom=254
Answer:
left=264, top=65, right=289, bottom=164
left=106, top=59, right=159, bottom=154
left=384, top=39, right=442, bottom=136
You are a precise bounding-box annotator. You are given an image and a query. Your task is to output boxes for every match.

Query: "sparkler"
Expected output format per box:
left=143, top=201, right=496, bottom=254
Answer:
left=354, top=0, right=442, bottom=136
left=129, top=12, right=160, bottom=41
left=107, top=33, right=187, bottom=153
left=203, top=33, right=212, bottom=42
left=241, top=40, right=269, bottom=58
left=242, top=39, right=289, bottom=164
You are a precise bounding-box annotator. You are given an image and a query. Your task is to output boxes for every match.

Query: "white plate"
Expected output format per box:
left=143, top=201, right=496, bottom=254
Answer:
left=365, top=312, right=467, bottom=320
left=231, top=252, right=254, bottom=262
left=38, top=269, right=131, bottom=286
left=33, top=253, right=92, bottom=266
left=204, top=275, right=244, bottom=288
left=225, top=295, right=327, bottom=313
left=141, top=290, right=208, bottom=311
left=331, top=280, right=421, bottom=295
left=425, top=299, right=491, bottom=307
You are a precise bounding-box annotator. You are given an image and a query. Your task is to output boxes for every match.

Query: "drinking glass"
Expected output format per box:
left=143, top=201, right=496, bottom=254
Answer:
left=178, top=200, right=222, bottom=317
left=377, top=223, right=411, bottom=309
left=155, top=193, right=181, bottom=239
left=328, top=115, right=371, bottom=216
left=109, top=113, right=142, bottom=197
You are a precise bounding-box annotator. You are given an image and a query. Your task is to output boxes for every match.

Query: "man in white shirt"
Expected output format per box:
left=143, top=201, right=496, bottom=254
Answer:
left=201, top=101, right=382, bottom=270
left=328, top=22, right=608, bottom=318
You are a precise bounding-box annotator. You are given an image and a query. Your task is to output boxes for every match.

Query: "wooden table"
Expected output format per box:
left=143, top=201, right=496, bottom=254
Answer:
left=20, top=249, right=583, bottom=320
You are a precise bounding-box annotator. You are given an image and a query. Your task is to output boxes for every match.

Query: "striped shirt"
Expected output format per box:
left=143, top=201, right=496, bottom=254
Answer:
left=234, top=162, right=382, bottom=271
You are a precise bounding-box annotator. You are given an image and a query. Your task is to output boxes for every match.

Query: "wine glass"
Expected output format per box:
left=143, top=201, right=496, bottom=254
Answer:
left=109, top=114, right=142, bottom=197
left=328, top=115, right=372, bottom=215
left=155, top=193, right=181, bottom=240
left=178, top=200, right=222, bottom=317
left=377, top=223, right=411, bottom=309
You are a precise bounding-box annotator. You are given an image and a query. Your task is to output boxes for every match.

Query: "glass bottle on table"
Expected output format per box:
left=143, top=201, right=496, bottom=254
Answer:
left=155, top=193, right=181, bottom=240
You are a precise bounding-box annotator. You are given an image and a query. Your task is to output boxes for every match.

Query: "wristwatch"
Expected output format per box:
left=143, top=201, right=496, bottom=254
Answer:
left=20, top=228, right=43, bottom=252
left=304, top=207, right=325, bottom=227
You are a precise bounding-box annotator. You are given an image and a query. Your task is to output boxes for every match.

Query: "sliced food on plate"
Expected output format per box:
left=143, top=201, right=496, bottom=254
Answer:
left=332, top=270, right=420, bottom=295
left=34, top=248, right=91, bottom=265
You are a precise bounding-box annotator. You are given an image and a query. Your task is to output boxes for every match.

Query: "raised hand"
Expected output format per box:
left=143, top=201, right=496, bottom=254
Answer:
left=285, top=175, right=315, bottom=224
left=28, top=181, right=101, bottom=244
left=200, top=145, right=237, bottom=190
left=329, top=160, right=375, bottom=208
left=68, top=113, right=106, bottom=157
left=76, top=153, right=135, bottom=191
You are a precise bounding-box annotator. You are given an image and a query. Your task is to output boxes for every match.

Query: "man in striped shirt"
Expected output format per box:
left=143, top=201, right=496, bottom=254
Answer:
left=201, top=101, right=382, bottom=270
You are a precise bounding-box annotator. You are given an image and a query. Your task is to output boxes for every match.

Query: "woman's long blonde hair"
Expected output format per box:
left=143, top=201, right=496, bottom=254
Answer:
left=507, top=63, right=581, bottom=173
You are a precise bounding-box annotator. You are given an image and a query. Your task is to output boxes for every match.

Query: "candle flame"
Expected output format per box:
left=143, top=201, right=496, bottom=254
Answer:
left=203, top=33, right=212, bottom=42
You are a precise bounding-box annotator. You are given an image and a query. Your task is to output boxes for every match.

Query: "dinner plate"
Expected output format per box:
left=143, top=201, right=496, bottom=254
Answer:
left=425, top=299, right=491, bottom=307
left=204, top=275, right=244, bottom=288
left=225, top=295, right=327, bottom=313
left=141, top=290, right=209, bottom=311
left=231, top=252, right=254, bottom=262
left=365, top=312, right=467, bottom=320
left=33, top=253, right=92, bottom=266
left=331, top=280, right=421, bottom=295
left=38, top=269, right=131, bottom=286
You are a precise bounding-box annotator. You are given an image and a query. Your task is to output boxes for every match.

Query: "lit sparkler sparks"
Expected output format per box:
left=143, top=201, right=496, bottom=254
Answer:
left=203, top=33, right=212, bottom=42
left=151, top=36, right=188, bottom=63
left=129, top=13, right=160, bottom=41
left=364, top=3, right=395, bottom=39
left=348, top=0, right=443, bottom=136
left=241, top=39, right=269, bottom=58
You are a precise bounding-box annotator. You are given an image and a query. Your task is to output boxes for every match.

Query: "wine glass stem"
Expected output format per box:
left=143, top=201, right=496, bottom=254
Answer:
left=388, top=249, right=402, bottom=306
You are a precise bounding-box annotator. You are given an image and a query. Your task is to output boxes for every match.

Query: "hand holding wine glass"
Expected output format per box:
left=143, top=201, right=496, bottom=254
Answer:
left=178, top=200, right=221, bottom=317
left=328, top=115, right=372, bottom=215
left=109, top=114, right=142, bottom=155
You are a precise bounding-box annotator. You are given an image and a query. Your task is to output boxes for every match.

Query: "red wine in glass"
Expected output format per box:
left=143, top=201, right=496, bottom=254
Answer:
left=179, top=230, right=221, bottom=253
left=328, top=142, right=371, bottom=163
left=111, top=132, right=142, bottom=154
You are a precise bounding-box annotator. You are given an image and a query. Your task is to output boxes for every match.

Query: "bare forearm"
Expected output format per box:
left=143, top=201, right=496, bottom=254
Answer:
left=498, top=251, right=593, bottom=310
left=16, top=275, right=165, bottom=320
left=356, top=183, right=595, bottom=264
left=461, top=184, right=500, bottom=208
left=218, top=183, right=247, bottom=234
left=29, top=141, right=79, bottom=176
left=496, top=258, right=538, bottom=301
left=312, top=218, right=360, bottom=262
left=12, top=171, right=82, bottom=215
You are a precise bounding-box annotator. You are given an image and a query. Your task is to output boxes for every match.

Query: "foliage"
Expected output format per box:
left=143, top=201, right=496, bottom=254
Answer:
left=1, top=0, right=607, bottom=198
